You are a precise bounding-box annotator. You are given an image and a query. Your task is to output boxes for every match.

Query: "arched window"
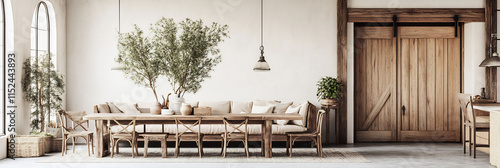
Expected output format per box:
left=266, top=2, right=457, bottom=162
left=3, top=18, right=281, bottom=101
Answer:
left=0, top=0, right=5, bottom=135
left=29, top=1, right=57, bottom=131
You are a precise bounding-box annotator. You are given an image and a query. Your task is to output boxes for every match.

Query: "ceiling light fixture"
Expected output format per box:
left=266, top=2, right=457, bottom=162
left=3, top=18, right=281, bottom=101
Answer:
left=479, top=33, right=500, bottom=67
left=111, top=0, right=124, bottom=70
left=253, top=0, right=270, bottom=71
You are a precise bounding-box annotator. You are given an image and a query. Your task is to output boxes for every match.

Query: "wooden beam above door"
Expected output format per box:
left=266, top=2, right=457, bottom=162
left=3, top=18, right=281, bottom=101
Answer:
left=348, top=8, right=485, bottom=23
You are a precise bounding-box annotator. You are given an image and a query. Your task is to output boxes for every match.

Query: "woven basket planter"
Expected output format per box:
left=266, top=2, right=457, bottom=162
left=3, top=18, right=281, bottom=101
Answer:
left=8, top=135, right=45, bottom=157
left=41, top=136, right=53, bottom=153
left=51, top=138, right=63, bottom=152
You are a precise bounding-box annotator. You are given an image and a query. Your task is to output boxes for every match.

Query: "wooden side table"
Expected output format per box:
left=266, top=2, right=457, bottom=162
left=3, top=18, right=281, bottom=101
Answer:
left=321, top=103, right=340, bottom=145
left=140, top=133, right=168, bottom=158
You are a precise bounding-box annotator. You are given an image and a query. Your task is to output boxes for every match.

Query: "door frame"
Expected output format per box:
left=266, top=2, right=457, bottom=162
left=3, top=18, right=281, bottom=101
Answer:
left=353, top=23, right=465, bottom=142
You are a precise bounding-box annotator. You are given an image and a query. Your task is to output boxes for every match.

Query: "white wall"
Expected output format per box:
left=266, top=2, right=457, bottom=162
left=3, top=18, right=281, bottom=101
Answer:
left=464, top=23, right=486, bottom=95
left=10, top=0, right=66, bottom=135
left=66, top=0, right=336, bottom=118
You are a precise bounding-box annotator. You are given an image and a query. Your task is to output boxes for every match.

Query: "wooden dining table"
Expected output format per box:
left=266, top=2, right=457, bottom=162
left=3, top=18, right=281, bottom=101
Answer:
left=83, top=113, right=303, bottom=158
left=473, top=103, right=500, bottom=167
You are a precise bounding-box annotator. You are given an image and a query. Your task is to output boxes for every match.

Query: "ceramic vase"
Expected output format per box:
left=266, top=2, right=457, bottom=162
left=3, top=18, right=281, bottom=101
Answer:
left=180, top=103, right=193, bottom=115
left=169, top=94, right=185, bottom=115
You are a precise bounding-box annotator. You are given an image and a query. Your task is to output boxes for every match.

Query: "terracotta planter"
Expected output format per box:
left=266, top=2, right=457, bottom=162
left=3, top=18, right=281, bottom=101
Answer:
left=180, top=103, right=192, bottom=115
left=151, top=102, right=162, bottom=115
left=320, top=98, right=338, bottom=106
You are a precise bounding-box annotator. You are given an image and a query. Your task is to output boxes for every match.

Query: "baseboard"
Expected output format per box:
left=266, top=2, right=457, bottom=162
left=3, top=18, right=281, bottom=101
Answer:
left=0, top=135, right=7, bottom=160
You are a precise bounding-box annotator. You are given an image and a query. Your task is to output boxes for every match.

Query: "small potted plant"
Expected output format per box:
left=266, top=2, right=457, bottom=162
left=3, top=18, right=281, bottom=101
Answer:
left=316, top=76, right=342, bottom=106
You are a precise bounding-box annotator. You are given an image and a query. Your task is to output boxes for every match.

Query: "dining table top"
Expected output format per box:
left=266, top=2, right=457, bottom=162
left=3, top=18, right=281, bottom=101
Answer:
left=83, top=113, right=304, bottom=121
left=473, top=102, right=500, bottom=113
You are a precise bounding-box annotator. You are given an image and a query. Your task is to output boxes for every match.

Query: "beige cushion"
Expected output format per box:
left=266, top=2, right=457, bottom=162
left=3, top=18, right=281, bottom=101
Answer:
left=97, top=104, right=111, bottom=113
left=253, top=100, right=281, bottom=106
left=199, top=101, right=231, bottom=114
left=113, top=102, right=141, bottom=114
left=107, top=102, right=123, bottom=113
left=292, top=101, right=310, bottom=126
left=251, top=105, right=273, bottom=114
left=268, top=102, right=292, bottom=123
left=133, top=124, right=306, bottom=135
left=276, top=105, right=301, bottom=125
left=231, top=101, right=253, bottom=114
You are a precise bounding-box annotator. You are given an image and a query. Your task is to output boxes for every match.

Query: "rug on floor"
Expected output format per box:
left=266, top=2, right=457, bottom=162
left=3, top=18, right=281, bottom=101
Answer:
left=38, top=147, right=370, bottom=163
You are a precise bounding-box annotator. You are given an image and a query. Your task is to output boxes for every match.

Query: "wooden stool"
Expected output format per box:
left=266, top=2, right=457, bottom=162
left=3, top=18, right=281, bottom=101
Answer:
left=140, top=133, right=168, bottom=158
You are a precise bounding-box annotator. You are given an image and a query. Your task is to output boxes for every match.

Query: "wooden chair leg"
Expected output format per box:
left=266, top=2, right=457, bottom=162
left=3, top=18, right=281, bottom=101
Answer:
left=91, top=135, right=94, bottom=154
left=116, top=142, right=119, bottom=154
left=135, top=138, right=139, bottom=157
left=62, top=137, right=67, bottom=156
left=198, top=139, right=203, bottom=158
left=111, top=139, right=115, bottom=158
left=318, top=136, right=323, bottom=157
left=286, top=136, right=290, bottom=155
left=174, top=138, right=179, bottom=158
left=220, top=138, right=224, bottom=156
left=245, top=139, right=249, bottom=158
left=469, top=126, right=472, bottom=156
left=463, top=124, right=466, bottom=154
left=86, top=136, right=90, bottom=156
left=473, top=129, right=477, bottom=158
left=222, top=139, right=227, bottom=158
left=72, top=137, right=76, bottom=153
left=289, top=136, right=294, bottom=158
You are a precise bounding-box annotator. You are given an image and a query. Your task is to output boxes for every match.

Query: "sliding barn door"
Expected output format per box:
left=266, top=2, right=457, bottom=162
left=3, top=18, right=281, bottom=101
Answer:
left=398, top=27, right=461, bottom=142
left=354, top=27, right=397, bottom=142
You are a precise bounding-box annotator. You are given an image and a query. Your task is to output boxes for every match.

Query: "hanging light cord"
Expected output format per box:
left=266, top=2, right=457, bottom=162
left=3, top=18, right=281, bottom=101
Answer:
left=260, top=0, right=264, bottom=55
left=118, top=0, right=121, bottom=33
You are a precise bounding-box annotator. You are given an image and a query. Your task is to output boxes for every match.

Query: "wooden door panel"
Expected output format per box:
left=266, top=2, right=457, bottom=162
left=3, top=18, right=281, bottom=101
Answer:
left=355, top=27, right=396, bottom=142
left=399, top=27, right=461, bottom=142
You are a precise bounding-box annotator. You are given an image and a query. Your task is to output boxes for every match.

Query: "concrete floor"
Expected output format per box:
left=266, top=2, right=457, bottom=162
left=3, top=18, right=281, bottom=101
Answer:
left=0, top=143, right=494, bottom=168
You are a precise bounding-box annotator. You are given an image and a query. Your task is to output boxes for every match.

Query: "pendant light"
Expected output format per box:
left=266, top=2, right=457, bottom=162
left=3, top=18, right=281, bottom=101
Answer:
left=111, top=0, right=124, bottom=70
left=253, top=0, right=270, bottom=71
left=479, top=33, right=500, bottom=67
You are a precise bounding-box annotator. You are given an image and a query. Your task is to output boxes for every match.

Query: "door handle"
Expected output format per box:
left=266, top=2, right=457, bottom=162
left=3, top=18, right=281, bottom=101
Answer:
left=401, top=106, right=406, bottom=116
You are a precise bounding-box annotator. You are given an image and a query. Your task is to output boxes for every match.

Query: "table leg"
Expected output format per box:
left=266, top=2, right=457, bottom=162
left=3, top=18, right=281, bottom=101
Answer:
left=335, top=107, right=340, bottom=145
left=263, top=120, right=273, bottom=158
left=326, top=109, right=330, bottom=145
left=96, top=120, right=103, bottom=158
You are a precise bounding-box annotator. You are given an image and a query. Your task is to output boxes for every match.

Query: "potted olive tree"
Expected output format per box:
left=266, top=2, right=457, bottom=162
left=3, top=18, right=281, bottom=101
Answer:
left=317, top=76, right=342, bottom=106
left=117, top=25, right=163, bottom=114
left=22, top=53, right=65, bottom=133
left=152, top=18, right=229, bottom=114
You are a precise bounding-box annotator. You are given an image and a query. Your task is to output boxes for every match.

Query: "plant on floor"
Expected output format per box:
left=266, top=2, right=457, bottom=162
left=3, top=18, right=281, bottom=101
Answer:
left=152, top=17, right=229, bottom=98
left=316, top=76, right=342, bottom=105
left=22, top=53, right=65, bottom=132
left=117, top=25, right=163, bottom=103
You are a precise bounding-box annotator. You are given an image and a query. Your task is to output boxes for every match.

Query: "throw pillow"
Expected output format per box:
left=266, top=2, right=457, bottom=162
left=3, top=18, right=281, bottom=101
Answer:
left=276, top=105, right=301, bottom=125
left=292, top=101, right=310, bottom=126
left=267, top=102, right=292, bottom=123
left=250, top=105, right=274, bottom=114
left=231, top=101, right=253, bottom=114
left=97, top=104, right=111, bottom=113
left=198, top=101, right=231, bottom=114
left=113, top=102, right=141, bottom=114
left=107, top=102, right=122, bottom=113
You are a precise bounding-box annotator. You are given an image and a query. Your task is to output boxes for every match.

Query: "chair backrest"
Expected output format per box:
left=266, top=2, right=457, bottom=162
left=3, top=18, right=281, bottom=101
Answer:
left=174, top=118, right=202, bottom=137
left=223, top=117, right=248, bottom=136
left=57, top=110, right=89, bottom=135
left=467, top=96, right=478, bottom=127
left=108, top=118, right=137, bottom=136
left=314, top=110, right=326, bottom=135
left=457, top=93, right=473, bottom=124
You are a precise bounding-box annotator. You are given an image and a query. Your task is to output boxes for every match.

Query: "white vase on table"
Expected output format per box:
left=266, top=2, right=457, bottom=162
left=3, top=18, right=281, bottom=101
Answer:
left=169, top=94, right=184, bottom=115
